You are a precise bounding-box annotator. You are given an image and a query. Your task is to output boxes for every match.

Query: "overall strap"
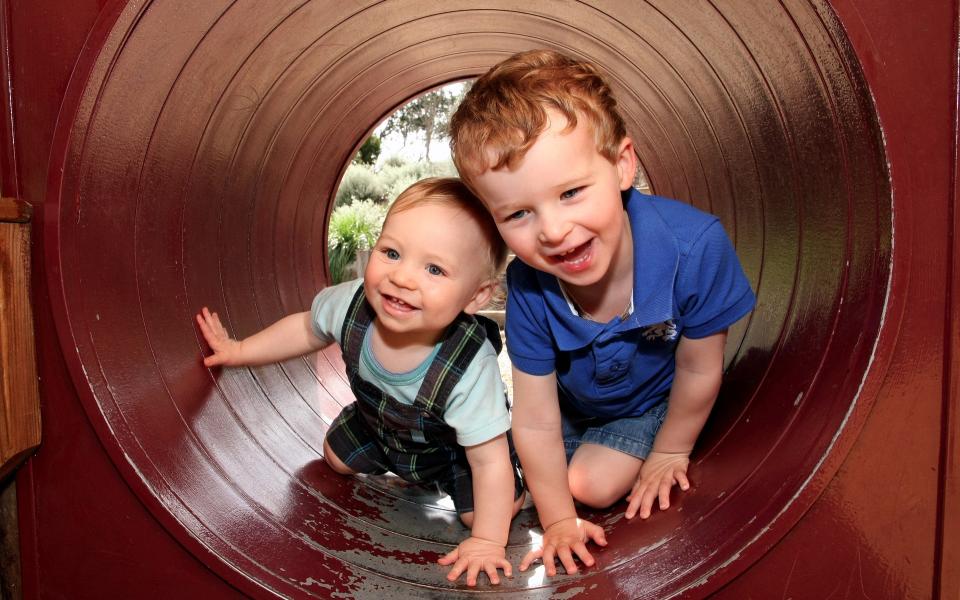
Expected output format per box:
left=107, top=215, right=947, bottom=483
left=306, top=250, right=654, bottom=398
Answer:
left=415, top=313, right=491, bottom=415
left=339, top=284, right=374, bottom=375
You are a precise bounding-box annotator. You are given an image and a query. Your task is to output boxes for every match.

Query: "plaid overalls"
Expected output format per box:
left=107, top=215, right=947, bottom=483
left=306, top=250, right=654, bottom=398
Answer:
left=325, top=286, right=523, bottom=512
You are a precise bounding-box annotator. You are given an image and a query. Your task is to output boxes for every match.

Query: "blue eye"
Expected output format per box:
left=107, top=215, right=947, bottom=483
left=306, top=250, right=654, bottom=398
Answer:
left=427, top=264, right=445, bottom=276
left=561, top=187, right=581, bottom=200
left=506, top=210, right=528, bottom=221
left=383, top=248, right=399, bottom=260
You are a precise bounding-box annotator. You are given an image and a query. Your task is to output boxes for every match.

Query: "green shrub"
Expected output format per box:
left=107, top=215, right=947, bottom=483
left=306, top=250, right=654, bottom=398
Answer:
left=381, top=154, right=407, bottom=168
left=335, top=164, right=387, bottom=208
left=379, top=160, right=458, bottom=203
left=328, top=200, right=388, bottom=283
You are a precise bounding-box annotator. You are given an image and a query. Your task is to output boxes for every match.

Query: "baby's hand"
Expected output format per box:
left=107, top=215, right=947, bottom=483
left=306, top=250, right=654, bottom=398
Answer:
left=438, top=536, right=511, bottom=586
left=196, top=307, right=242, bottom=367
left=625, top=451, right=691, bottom=519
left=519, top=516, right=607, bottom=576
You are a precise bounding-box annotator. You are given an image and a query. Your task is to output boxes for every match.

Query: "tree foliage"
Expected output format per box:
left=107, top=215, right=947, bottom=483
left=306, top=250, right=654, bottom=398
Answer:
left=380, top=83, right=469, bottom=161
left=353, top=135, right=381, bottom=165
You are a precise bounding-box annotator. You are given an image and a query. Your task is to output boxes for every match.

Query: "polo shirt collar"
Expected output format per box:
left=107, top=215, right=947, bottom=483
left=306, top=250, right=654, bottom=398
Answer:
left=536, top=189, right=679, bottom=351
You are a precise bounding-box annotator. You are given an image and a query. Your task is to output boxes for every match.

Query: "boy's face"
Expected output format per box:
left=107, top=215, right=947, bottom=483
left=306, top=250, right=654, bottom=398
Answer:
left=363, top=203, right=493, bottom=343
left=469, top=110, right=637, bottom=292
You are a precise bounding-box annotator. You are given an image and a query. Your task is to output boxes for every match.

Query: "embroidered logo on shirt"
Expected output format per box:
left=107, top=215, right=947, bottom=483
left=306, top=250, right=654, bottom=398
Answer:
left=642, top=319, right=678, bottom=342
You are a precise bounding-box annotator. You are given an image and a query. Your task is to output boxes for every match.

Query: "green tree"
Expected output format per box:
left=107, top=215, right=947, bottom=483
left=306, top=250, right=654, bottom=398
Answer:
left=353, top=135, right=381, bottom=165
left=381, top=82, right=469, bottom=161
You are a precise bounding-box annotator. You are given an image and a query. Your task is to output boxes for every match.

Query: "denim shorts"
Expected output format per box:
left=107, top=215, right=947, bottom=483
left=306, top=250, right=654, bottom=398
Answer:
left=560, top=400, right=669, bottom=462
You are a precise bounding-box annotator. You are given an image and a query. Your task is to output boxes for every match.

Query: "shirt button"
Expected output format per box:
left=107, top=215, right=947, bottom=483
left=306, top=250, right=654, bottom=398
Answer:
left=421, top=410, right=431, bottom=417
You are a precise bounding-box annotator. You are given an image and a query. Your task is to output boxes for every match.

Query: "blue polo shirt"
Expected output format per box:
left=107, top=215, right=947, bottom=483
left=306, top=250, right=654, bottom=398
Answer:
left=505, top=190, right=756, bottom=418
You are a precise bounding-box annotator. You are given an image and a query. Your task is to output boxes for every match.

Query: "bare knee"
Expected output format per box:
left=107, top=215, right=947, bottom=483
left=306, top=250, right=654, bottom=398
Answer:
left=567, top=447, right=640, bottom=509
left=568, top=465, right=625, bottom=508
left=323, top=437, right=356, bottom=476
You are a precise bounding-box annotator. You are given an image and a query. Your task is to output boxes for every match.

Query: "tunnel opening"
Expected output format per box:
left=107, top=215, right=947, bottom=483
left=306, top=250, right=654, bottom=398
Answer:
left=46, top=1, right=889, bottom=597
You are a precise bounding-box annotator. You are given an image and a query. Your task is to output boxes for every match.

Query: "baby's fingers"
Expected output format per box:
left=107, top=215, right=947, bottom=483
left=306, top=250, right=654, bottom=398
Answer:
left=495, top=557, right=512, bottom=579
left=571, top=541, right=595, bottom=568
left=482, top=559, right=510, bottom=585
left=519, top=547, right=543, bottom=572
left=202, top=353, right=228, bottom=368
left=585, top=523, right=608, bottom=547
left=465, top=561, right=482, bottom=587
left=437, top=548, right=459, bottom=566
left=443, top=557, right=469, bottom=582
left=556, top=545, right=577, bottom=575
left=677, top=470, right=691, bottom=491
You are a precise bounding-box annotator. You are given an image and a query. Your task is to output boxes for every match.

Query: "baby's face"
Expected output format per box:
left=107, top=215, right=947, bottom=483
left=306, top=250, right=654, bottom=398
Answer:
left=469, top=109, right=637, bottom=293
left=363, top=203, right=492, bottom=343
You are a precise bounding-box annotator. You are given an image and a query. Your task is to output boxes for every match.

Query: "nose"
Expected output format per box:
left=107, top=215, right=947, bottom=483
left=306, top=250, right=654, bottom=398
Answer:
left=537, top=210, right=571, bottom=245
left=388, top=261, right=417, bottom=289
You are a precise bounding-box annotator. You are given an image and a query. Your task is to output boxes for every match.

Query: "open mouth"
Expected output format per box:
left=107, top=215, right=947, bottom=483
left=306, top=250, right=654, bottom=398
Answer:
left=550, top=239, right=594, bottom=272
left=382, top=293, right=418, bottom=315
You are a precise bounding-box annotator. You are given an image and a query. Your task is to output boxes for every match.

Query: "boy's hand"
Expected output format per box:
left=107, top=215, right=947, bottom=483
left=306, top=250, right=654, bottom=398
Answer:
left=625, top=451, right=691, bottom=519
left=519, top=516, right=607, bottom=576
left=196, top=307, right=241, bottom=367
left=438, top=536, right=511, bottom=586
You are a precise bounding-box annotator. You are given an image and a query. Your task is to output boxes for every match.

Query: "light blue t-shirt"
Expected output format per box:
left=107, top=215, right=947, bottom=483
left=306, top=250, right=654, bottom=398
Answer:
left=310, top=279, right=510, bottom=448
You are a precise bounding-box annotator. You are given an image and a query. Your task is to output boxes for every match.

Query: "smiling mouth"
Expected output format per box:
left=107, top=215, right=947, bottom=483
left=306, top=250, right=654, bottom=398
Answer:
left=550, top=239, right=593, bottom=268
left=382, top=293, right=418, bottom=314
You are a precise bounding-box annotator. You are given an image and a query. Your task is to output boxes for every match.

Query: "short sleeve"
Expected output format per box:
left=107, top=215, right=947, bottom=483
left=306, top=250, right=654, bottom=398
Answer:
left=443, top=344, right=511, bottom=447
left=504, top=261, right=556, bottom=375
left=677, top=221, right=756, bottom=339
left=310, top=279, right=364, bottom=344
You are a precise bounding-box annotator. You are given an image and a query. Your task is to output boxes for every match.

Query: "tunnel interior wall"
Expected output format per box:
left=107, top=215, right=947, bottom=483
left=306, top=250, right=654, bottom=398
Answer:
left=5, top=0, right=955, bottom=598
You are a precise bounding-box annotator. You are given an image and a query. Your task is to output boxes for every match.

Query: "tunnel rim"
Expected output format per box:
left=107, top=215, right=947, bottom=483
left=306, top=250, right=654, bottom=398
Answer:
left=42, top=0, right=896, bottom=597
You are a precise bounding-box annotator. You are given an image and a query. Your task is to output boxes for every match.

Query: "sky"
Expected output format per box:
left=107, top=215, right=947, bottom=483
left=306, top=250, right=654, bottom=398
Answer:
left=370, top=81, right=466, bottom=165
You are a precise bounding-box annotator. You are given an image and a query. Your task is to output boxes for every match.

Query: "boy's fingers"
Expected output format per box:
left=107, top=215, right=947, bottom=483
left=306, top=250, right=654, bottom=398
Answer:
left=484, top=563, right=500, bottom=585
left=628, top=480, right=650, bottom=518
left=659, top=480, right=672, bottom=510
left=498, top=558, right=512, bottom=578
left=677, top=471, right=691, bottom=491
left=625, top=494, right=641, bottom=519
left=640, top=490, right=655, bottom=518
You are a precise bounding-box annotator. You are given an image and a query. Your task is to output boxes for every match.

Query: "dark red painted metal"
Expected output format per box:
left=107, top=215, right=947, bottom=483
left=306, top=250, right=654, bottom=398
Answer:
left=6, top=0, right=956, bottom=598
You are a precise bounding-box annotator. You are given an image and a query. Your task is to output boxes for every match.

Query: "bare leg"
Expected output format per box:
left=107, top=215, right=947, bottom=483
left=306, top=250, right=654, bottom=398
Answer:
left=322, top=437, right=357, bottom=475
left=567, top=443, right=643, bottom=509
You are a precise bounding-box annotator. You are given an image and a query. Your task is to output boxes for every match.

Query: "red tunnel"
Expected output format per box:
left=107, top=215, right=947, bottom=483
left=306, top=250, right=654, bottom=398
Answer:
left=5, top=1, right=957, bottom=598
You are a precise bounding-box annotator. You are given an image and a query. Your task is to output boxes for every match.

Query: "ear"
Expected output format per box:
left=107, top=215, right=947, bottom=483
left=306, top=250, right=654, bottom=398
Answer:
left=615, top=137, right=638, bottom=191
left=463, top=278, right=498, bottom=315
